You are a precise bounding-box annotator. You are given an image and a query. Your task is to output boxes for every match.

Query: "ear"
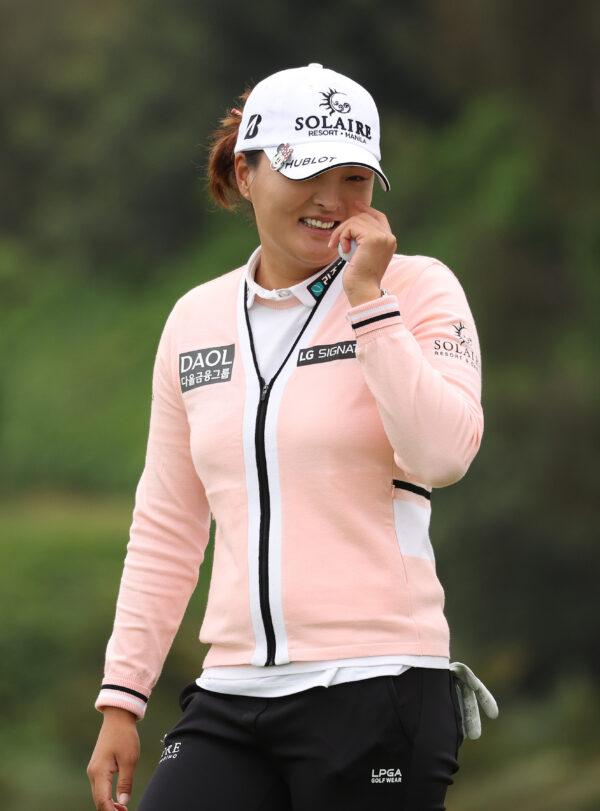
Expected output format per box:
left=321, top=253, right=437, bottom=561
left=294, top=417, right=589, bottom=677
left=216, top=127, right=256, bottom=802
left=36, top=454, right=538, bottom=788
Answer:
left=234, top=153, right=252, bottom=200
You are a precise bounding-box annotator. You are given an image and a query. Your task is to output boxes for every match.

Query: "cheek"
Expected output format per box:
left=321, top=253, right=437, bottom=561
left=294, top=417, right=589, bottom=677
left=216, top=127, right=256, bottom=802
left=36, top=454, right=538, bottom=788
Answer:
left=347, top=183, right=371, bottom=200
left=255, top=180, right=310, bottom=228
left=255, top=201, right=287, bottom=233
left=263, top=191, right=296, bottom=219
left=259, top=205, right=300, bottom=247
left=272, top=206, right=298, bottom=232
left=274, top=203, right=303, bottom=229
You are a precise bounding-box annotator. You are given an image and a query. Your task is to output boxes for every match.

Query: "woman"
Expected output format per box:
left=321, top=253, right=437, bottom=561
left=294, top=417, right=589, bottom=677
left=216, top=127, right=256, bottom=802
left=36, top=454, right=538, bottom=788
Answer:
left=87, top=63, right=498, bottom=811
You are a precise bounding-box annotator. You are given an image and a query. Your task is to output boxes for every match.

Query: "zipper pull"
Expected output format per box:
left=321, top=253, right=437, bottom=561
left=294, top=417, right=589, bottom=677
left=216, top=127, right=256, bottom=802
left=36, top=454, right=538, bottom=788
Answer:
left=260, top=382, right=269, bottom=401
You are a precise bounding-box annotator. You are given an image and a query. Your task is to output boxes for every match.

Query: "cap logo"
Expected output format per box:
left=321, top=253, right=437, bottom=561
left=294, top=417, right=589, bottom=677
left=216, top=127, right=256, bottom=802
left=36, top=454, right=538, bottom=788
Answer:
left=320, top=88, right=351, bottom=114
left=293, top=88, right=372, bottom=144
left=270, top=143, right=294, bottom=171
left=244, top=113, right=262, bottom=140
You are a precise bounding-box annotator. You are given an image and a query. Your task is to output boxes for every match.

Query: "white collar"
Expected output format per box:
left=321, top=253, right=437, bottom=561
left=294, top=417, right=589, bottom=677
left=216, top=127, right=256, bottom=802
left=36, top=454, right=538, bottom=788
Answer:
left=244, top=245, right=342, bottom=309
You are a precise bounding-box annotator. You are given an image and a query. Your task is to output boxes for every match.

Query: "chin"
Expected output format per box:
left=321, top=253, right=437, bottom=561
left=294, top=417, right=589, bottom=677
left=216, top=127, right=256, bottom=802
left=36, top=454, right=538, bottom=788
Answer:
left=306, top=249, right=338, bottom=267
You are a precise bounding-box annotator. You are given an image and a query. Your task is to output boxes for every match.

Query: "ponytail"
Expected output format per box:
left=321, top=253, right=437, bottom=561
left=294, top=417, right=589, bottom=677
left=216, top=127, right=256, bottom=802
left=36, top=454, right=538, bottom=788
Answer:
left=204, top=85, right=262, bottom=214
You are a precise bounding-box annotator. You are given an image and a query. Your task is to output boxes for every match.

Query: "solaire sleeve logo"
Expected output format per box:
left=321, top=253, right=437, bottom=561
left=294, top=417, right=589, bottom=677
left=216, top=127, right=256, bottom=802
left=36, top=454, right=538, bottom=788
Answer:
left=179, top=344, right=235, bottom=392
left=432, top=321, right=480, bottom=371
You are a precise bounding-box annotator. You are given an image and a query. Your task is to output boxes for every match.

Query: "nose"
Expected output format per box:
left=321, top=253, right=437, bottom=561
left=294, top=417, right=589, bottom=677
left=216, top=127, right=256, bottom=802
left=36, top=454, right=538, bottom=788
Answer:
left=311, top=174, right=344, bottom=213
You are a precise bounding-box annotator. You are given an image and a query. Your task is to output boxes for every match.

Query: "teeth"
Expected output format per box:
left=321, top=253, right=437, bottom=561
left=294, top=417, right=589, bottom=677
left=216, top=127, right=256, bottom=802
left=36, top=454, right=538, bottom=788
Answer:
left=301, top=218, right=335, bottom=230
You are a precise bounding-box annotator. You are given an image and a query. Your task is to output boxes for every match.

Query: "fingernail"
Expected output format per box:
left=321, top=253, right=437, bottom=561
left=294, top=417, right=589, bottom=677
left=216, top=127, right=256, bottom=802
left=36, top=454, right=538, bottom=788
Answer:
left=118, top=793, right=130, bottom=804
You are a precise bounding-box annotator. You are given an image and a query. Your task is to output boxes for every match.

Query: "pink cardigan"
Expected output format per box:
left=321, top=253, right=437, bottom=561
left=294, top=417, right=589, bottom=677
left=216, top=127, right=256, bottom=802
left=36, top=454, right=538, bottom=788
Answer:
left=95, top=249, right=483, bottom=720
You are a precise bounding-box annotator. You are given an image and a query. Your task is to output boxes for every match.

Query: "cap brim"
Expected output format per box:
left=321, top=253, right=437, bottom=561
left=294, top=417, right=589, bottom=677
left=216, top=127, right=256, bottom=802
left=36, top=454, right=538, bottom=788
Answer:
left=263, top=142, right=391, bottom=192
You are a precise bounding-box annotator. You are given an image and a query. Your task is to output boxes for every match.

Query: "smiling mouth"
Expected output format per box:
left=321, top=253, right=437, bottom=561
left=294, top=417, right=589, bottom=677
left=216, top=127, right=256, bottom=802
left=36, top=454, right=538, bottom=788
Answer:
left=299, top=218, right=340, bottom=232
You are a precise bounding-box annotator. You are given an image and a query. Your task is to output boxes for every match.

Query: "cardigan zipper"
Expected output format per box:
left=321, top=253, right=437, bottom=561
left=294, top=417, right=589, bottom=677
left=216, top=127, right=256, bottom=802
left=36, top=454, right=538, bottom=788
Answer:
left=256, top=376, right=277, bottom=665
left=244, top=257, right=346, bottom=666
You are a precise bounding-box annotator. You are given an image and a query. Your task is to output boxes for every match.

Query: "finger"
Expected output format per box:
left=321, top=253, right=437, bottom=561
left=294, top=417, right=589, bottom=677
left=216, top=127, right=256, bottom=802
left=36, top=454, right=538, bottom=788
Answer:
left=328, top=221, right=358, bottom=250
left=352, top=206, right=389, bottom=234
left=354, top=199, right=390, bottom=227
left=327, top=214, right=381, bottom=249
left=116, top=757, right=135, bottom=806
left=327, top=218, right=353, bottom=249
left=332, top=229, right=350, bottom=254
left=90, top=768, right=118, bottom=811
left=98, top=792, right=118, bottom=811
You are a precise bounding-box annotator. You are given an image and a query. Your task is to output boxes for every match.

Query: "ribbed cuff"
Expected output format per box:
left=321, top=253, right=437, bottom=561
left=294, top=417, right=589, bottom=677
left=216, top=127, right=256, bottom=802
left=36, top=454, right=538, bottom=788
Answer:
left=95, top=679, right=150, bottom=721
left=346, top=292, right=403, bottom=342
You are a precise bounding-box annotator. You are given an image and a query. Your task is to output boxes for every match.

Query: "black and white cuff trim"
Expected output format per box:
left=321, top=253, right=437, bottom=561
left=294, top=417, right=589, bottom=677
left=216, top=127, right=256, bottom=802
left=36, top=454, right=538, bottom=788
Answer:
left=100, top=683, right=149, bottom=703
left=346, top=292, right=403, bottom=338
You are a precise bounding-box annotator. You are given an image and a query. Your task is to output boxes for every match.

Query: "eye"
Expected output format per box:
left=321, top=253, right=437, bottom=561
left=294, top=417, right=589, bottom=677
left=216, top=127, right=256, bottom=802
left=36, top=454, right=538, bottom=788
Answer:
left=347, top=174, right=368, bottom=182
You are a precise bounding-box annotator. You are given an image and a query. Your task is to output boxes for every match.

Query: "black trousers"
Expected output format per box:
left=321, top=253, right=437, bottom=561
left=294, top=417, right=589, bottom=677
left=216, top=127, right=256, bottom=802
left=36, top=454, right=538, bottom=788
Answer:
left=137, top=667, right=465, bottom=810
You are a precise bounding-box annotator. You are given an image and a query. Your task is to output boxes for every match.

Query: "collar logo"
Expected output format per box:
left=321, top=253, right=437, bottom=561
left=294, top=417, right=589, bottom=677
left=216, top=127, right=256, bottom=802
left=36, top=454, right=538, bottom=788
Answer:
left=307, top=259, right=344, bottom=302
left=320, top=88, right=351, bottom=114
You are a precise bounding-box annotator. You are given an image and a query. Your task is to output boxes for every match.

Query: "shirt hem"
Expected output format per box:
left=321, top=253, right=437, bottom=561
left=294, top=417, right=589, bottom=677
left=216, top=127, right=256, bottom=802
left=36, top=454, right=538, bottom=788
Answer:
left=202, top=640, right=450, bottom=667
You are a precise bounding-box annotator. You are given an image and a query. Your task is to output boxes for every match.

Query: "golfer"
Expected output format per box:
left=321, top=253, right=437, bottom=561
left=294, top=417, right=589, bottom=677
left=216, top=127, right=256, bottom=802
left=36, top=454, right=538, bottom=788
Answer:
left=87, top=62, right=498, bottom=811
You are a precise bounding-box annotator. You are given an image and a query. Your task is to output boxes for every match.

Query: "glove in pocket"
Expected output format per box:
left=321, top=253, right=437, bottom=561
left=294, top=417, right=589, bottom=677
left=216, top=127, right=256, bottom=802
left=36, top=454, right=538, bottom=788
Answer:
left=449, top=672, right=465, bottom=748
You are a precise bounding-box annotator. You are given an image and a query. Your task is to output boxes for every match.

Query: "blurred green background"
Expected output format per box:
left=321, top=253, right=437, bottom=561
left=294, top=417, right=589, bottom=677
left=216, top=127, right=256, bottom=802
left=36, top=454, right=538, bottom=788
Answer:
left=1, top=1, right=598, bottom=809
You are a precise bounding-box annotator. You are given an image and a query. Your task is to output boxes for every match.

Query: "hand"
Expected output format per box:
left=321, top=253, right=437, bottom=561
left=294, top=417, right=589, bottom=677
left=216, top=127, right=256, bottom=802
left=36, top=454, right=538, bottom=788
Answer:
left=327, top=199, right=397, bottom=303
left=449, top=661, right=499, bottom=740
left=87, top=709, right=140, bottom=810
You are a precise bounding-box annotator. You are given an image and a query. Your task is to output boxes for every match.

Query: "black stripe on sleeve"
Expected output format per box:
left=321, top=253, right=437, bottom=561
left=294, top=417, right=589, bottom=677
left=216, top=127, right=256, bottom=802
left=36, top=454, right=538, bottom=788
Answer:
left=392, top=479, right=432, bottom=500
left=351, top=310, right=401, bottom=330
left=101, top=684, right=149, bottom=702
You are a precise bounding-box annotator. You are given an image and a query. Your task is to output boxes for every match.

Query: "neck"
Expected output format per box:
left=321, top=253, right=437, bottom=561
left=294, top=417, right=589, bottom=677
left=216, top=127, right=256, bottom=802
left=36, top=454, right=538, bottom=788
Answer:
left=254, top=243, right=337, bottom=291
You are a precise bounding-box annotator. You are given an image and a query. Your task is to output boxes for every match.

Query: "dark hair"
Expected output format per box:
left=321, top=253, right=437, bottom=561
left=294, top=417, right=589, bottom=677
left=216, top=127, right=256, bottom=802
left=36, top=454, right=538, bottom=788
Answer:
left=204, top=85, right=262, bottom=218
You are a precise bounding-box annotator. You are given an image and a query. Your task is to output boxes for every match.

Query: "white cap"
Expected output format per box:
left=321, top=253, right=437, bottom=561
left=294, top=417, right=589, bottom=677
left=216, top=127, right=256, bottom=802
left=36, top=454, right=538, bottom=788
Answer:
left=233, top=63, right=390, bottom=192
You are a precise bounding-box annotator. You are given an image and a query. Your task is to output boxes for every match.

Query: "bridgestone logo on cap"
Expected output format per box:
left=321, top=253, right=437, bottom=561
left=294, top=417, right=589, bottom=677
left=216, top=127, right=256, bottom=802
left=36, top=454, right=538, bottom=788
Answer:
left=244, top=114, right=262, bottom=140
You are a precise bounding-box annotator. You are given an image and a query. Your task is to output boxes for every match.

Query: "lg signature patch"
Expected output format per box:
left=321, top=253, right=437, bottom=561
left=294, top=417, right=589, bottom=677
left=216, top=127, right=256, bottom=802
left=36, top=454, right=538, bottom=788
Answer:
left=297, top=340, right=356, bottom=366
